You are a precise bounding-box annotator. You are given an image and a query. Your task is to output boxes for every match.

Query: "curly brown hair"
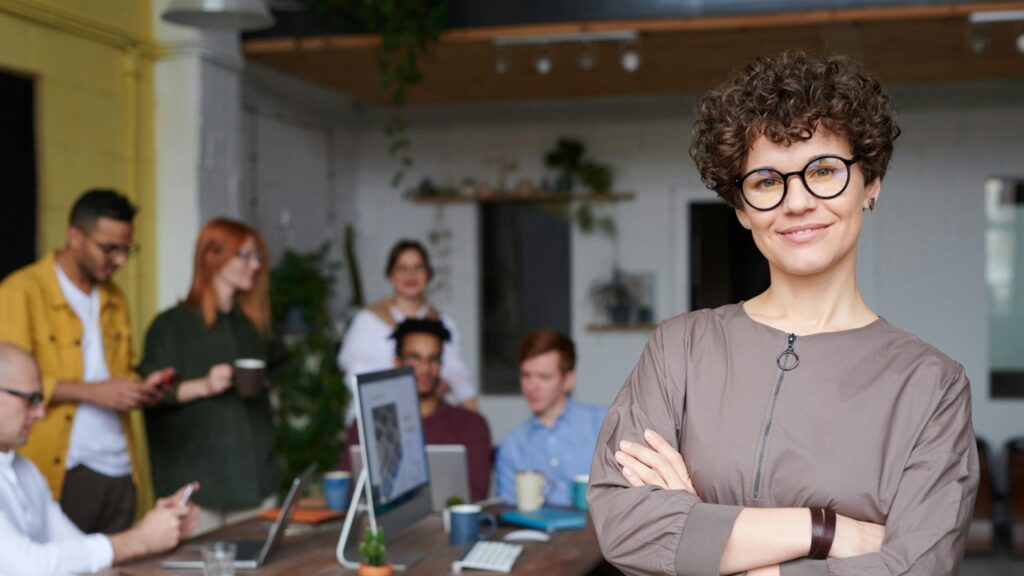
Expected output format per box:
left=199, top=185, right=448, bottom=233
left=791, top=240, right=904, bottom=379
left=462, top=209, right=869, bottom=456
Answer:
left=689, top=51, right=900, bottom=208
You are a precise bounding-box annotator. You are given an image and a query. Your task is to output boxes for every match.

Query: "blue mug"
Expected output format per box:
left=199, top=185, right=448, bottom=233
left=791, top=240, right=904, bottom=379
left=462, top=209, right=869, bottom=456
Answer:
left=449, top=504, right=497, bottom=547
left=322, top=471, right=351, bottom=511
left=571, top=474, right=589, bottom=511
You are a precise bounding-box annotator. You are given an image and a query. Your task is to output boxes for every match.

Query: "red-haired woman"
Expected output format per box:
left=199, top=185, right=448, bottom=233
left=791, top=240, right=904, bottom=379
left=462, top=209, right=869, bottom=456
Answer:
left=140, top=218, right=280, bottom=534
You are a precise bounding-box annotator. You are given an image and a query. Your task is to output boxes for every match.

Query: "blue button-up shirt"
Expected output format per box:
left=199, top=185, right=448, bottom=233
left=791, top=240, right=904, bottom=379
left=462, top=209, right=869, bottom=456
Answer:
left=495, top=399, right=608, bottom=507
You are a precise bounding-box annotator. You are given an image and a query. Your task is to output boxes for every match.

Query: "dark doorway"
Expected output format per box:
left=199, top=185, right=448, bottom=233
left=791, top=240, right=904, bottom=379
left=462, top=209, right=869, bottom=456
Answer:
left=690, top=202, right=770, bottom=310
left=480, top=204, right=571, bottom=394
left=0, top=71, right=37, bottom=281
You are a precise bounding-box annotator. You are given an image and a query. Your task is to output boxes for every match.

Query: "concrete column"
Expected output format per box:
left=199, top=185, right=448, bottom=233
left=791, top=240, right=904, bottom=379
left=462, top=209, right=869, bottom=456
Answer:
left=152, top=0, right=245, bottom=308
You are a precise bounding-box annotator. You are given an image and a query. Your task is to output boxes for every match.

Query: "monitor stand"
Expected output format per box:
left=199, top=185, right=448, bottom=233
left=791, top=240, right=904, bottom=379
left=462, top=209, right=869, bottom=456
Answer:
left=336, top=468, right=427, bottom=571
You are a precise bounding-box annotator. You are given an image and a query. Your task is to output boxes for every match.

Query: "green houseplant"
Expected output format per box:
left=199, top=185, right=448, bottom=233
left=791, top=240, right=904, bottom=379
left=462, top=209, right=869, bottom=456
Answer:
left=578, top=161, right=613, bottom=194
left=269, top=245, right=348, bottom=492
left=544, top=138, right=586, bottom=191
left=590, top=268, right=638, bottom=324
left=542, top=136, right=618, bottom=236
left=310, top=0, right=447, bottom=187
left=358, top=528, right=393, bottom=576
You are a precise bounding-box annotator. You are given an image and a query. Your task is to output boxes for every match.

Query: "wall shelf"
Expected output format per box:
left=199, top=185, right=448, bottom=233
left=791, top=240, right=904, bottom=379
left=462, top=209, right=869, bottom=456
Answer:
left=586, top=322, right=657, bottom=332
left=408, top=191, right=635, bottom=204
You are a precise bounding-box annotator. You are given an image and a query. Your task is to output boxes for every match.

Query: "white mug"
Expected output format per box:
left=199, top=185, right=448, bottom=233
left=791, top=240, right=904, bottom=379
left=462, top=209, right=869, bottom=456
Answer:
left=514, top=470, right=550, bottom=512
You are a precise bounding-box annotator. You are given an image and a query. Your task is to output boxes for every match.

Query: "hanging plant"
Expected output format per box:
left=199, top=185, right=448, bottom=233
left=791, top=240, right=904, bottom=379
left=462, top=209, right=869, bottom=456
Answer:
left=309, top=0, right=448, bottom=188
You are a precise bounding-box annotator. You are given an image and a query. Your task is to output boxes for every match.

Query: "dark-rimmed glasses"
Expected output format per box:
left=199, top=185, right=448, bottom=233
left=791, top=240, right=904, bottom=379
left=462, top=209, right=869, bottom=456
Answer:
left=236, top=250, right=262, bottom=264
left=734, top=155, right=860, bottom=211
left=84, top=234, right=141, bottom=260
left=400, top=353, right=441, bottom=368
left=0, top=386, right=44, bottom=408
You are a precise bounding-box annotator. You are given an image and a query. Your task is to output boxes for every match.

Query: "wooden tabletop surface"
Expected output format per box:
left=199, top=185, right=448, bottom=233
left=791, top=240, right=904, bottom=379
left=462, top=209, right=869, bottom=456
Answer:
left=101, top=507, right=605, bottom=576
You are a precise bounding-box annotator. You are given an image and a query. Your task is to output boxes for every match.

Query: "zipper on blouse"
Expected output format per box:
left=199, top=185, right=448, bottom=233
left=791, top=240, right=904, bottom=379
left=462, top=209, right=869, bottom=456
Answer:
left=751, top=333, right=800, bottom=499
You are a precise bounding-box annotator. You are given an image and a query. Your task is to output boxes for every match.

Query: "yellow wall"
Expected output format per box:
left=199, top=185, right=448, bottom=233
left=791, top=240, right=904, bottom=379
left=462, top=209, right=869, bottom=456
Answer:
left=0, top=0, right=158, bottom=511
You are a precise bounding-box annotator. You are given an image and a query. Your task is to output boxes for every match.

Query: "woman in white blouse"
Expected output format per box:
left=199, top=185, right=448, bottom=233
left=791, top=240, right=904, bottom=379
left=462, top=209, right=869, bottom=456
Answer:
left=338, top=240, right=477, bottom=418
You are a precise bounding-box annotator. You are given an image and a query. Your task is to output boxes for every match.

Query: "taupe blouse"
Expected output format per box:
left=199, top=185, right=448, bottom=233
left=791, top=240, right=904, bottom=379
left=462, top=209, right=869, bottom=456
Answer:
left=589, top=303, right=978, bottom=576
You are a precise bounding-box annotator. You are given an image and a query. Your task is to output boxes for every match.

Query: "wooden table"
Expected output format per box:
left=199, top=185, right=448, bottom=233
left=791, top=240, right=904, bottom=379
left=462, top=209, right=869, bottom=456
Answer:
left=102, top=508, right=607, bottom=576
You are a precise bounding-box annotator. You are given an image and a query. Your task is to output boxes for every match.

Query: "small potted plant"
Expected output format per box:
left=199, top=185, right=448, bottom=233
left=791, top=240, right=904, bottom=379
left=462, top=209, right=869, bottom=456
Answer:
left=358, top=528, right=392, bottom=576
left=578, top=161, right=613, bottom=195
left=590, top=269, right=638, bottom=324
left=544, top=138, right=585, bottom=192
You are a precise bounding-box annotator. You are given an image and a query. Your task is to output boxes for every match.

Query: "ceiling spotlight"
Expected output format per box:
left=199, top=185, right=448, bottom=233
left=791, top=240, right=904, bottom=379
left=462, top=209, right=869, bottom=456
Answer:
left=968, top=27, right=989, bottom=54
left=621, top=43, right=641, bottom=73
left=535, top=49, right=553, bottom=75
left=578, top=41, right=598, bottom=71
left=494, top=45, right=510, bottom=74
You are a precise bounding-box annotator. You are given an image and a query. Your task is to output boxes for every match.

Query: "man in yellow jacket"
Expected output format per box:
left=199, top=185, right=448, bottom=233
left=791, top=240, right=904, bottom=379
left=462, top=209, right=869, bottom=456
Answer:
left=0, top=189, right=173, bottom=534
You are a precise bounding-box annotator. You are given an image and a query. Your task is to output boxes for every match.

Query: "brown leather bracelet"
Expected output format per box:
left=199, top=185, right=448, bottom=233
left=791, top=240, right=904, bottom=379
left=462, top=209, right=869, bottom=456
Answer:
left=814, top=508, right=837, bottom=560
left=809, top=507, right=837, bottom=560
left=809, top=507, right=825, bottom=559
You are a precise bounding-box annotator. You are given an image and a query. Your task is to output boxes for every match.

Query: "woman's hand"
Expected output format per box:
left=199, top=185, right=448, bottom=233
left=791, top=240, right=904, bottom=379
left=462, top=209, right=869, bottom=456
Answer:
left=830, top=514, right=885, bottom=558
left=614, top=428, right=696, bottom=493
left=205, top=363, right=233, bottom=397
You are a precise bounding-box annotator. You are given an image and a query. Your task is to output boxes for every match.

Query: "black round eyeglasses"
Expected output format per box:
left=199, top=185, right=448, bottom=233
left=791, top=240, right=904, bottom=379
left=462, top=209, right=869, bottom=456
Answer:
left=734, top=155, right=860, bottom=211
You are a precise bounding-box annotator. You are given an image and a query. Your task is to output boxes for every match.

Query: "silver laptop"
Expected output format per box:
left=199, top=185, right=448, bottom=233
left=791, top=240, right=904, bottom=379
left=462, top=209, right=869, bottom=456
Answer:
left=162, top=464, right=315, bottom=570
left=350, top=444, right=470, bottom=511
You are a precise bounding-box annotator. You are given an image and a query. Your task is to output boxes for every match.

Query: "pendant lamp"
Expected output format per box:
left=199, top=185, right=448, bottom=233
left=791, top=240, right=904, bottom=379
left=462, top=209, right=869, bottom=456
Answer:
left=162, top=0, right=275, bottom=31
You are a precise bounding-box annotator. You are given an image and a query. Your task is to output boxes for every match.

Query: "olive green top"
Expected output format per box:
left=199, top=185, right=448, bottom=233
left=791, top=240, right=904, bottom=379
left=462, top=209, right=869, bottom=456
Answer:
left=139, top=303, right=282, bottom=510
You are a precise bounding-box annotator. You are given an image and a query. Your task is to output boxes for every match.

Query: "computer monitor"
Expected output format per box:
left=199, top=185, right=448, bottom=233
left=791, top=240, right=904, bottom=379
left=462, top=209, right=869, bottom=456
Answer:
left=350, top=444, right=471, bottom=512
left=354, top=366, right=431, bottom=507
left=337, top=367, right=432, bottom=569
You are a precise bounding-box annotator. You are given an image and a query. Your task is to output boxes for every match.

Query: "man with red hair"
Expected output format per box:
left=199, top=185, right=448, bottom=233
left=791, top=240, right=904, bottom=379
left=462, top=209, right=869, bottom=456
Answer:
left=495, top=330, right=607, bottom=507
left=0, top=189, right=174, bottom=533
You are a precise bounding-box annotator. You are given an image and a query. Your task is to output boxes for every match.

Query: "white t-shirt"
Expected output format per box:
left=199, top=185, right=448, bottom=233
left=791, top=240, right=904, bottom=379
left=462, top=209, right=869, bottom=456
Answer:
left=337, top=304, right=475, bottom=423
left=0, top=450, right=113, bottom=575
left=55, top=265, right=132, bottom=478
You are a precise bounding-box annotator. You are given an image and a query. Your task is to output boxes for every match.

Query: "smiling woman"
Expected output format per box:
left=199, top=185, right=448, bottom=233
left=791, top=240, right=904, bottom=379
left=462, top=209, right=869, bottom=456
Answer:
left=138, top=218, right=282, bottom=535
left=337, top=239, right=478, bottom=419
left=588, top=51, right=979, bottom=576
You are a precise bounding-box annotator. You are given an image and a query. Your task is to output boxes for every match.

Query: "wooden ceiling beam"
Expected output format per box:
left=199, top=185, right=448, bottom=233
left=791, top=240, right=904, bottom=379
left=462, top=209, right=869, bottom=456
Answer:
left=243, top=1, right=1024, bottom=55
left=242, top=2, right=1024, bottom=105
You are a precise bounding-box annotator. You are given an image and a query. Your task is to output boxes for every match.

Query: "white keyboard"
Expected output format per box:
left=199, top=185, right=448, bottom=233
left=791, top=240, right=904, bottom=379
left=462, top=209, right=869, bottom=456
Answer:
left=451, top=541, right=524, bottom=573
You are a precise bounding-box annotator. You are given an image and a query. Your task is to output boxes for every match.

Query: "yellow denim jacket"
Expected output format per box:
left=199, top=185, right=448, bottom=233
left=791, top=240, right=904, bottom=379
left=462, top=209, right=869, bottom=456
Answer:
left=0, top=251, right=140, bottom=497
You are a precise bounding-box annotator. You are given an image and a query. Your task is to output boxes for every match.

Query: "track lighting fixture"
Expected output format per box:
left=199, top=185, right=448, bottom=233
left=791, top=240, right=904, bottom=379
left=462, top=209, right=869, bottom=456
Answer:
left=492, top=30, right=638, bottom=76
left=535, top=48, right=553, bottom=75
left=621, top=43, right=641, bottom=73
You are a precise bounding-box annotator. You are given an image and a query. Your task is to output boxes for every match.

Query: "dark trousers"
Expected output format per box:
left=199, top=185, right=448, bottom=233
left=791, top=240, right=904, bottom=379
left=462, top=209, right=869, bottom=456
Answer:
left=60, top=465, right=136, bottom=534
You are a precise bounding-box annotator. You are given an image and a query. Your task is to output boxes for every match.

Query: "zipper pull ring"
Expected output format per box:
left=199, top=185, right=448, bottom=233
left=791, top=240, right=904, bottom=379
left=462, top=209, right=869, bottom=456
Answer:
left=777, top=333, right=800, bottom=371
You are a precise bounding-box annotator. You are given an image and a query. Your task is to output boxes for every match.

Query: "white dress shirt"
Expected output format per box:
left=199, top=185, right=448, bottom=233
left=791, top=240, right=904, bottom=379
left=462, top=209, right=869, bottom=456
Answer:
left=55, top=265, right=131, bottom=478
left=338, top=304, right=476, bottom=423
left=0, top=450, right=113, bottom=575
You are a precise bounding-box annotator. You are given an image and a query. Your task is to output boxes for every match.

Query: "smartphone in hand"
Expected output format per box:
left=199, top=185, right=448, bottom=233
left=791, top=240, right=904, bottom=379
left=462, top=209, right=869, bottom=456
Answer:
left=177, top=483, right=195, bottom=507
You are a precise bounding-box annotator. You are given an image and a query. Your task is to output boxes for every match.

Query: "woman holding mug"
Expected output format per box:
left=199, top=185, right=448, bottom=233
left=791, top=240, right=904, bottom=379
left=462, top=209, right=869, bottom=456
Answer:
left=140, top=218, right=281, bottom=534
left=589, top=52, right=978, bottom=576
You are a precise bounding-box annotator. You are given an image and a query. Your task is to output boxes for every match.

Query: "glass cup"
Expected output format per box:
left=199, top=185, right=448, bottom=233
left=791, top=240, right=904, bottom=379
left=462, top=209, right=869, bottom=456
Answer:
left=200, top=541, right=237, bottom=576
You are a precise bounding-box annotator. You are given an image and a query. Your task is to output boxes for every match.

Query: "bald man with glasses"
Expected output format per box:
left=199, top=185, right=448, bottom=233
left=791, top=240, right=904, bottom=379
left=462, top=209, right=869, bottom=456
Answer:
left=0, top=342, right=198, bottom=575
